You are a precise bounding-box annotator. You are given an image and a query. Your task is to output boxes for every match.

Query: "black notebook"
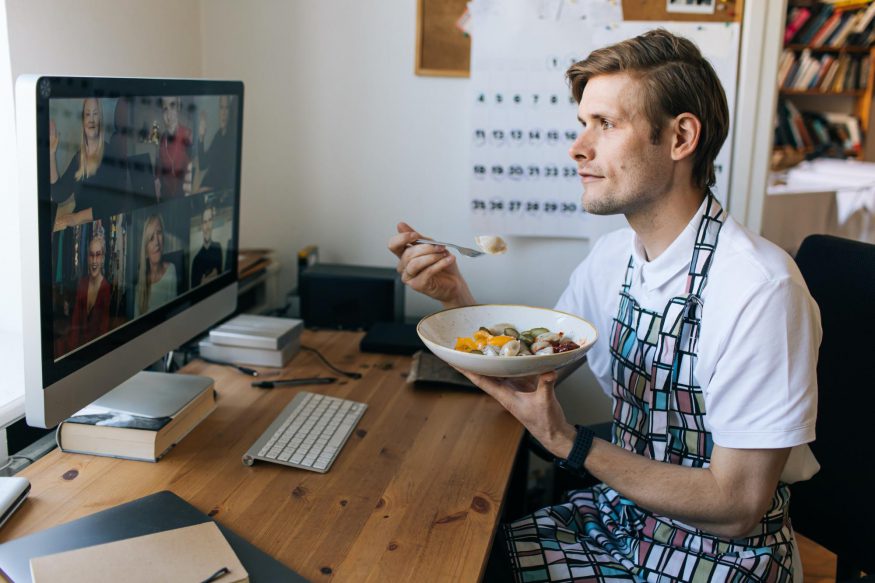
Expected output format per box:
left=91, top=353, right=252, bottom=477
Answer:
left=0, top=490, right=306, bottom=583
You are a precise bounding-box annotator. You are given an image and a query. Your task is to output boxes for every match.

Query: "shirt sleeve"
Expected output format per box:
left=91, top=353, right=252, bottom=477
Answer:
left=703, top=277, right=821, bottom=449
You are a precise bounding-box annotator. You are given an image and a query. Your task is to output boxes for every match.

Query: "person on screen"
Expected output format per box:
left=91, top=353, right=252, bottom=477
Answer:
left=135, top=214, right=178, bottom=316
left=50, top=98, right=125, bottom=230
left=190, top=206, right=222, bottom=287
left=154, top=96, right=193, bottom=200
left=67, top=232, right=111, bottom=350
left=196, top=95, right=236, bottom=193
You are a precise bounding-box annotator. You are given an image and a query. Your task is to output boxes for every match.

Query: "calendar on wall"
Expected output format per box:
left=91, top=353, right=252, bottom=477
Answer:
left=467, top=0, right=740, bottom=238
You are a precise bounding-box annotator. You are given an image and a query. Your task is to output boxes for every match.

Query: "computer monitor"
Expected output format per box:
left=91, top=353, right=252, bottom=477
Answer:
left=16, top=76, right=244, bottom=428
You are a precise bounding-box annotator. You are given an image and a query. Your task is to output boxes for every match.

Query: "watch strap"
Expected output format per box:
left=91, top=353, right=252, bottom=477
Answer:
left=557, top=424, right=594, bottom=477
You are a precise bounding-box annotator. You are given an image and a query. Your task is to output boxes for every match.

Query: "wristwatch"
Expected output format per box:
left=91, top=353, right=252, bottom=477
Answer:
left=555, top=425, right=595, bottom=478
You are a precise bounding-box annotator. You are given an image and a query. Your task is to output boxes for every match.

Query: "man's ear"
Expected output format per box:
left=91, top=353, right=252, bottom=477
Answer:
left=670, top=113, right=701, bottom=163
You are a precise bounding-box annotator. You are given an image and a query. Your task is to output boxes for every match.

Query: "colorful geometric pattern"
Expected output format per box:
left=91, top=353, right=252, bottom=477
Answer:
left=505, top=484, right=794, bottom=582
left=505, top=195, right=796, bottom=582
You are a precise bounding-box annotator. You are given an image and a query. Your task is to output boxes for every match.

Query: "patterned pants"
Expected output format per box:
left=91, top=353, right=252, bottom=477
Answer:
left=504, top=484, right=795, bottom=582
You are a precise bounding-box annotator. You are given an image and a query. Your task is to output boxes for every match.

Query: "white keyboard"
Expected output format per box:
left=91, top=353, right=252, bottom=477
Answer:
left=242, top=391, right=367, bottom=473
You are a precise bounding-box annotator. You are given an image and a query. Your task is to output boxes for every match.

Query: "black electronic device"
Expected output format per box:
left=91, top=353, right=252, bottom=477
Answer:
left=298, top=262, right=404, bottom=330
left=359, top=321, right=426, bottom=355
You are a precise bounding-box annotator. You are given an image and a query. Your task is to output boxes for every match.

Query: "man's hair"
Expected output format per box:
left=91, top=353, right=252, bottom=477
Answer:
left=566, top=29, right=729, bottom=191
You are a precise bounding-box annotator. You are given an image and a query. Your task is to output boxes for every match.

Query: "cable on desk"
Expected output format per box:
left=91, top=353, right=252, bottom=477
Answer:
left=300, top=345, right=362, bottom=379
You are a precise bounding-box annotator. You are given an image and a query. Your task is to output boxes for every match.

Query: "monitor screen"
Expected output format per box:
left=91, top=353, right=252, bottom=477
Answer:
left=18, top=77, right=244, bottom=427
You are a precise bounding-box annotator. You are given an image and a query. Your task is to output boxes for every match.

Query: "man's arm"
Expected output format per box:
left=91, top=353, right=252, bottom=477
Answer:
left=458, top=370, right=789, bottom=539
left=580, top=438, right=789, bottom=537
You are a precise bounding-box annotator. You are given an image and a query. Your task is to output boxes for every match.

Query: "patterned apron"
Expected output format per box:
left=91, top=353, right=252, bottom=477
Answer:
left=505, top=195, right=796, bottom=582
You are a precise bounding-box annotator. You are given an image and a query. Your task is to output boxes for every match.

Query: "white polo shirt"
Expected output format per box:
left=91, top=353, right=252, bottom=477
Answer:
left=555, top=200, right=821, bottom=449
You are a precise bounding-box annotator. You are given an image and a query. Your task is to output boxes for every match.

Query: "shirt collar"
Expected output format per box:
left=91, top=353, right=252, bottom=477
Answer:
left=630, top=197, right=709, bottom=293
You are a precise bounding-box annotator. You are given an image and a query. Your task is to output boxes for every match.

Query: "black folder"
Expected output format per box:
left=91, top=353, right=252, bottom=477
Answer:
left=0, top=490, right=307, bottom=583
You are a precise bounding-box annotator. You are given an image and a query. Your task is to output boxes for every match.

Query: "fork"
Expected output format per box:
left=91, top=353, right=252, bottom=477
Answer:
left=413, top=239, right=485, bottom=258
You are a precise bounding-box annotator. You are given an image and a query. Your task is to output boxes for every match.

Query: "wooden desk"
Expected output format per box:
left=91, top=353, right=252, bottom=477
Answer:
left=1, top=330, right=524, bottom=582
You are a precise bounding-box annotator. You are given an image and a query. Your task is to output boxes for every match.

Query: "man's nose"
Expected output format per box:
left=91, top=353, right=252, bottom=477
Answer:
left=568, top=130, right=593, bottom=161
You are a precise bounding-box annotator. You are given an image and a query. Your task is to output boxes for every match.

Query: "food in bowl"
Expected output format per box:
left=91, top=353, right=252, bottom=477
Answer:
left=454, top=324, right=580, bottom=356
left=417, top=304, right=597, bottom=377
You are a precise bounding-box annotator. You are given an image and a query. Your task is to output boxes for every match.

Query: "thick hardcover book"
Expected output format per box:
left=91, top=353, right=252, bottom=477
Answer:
left=209, top=314, right=303, bottom=350
left=56, top=385, right=216, bottom=462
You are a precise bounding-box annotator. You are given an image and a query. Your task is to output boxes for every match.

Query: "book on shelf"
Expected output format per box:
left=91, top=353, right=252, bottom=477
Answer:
left=199, top=337, right=299, bottom=368
left=29, top=522, right=248, bottom=583
left=210, top=314, right=303, bottom=350
left=852, top=1, right=875, bottom=38
left=796, top=4, right=835, bottom=45
left=827, top=11, right=861, bottom=46
left=774, top=98, right=861, bottom=156
left=785, top=7, right=813, bottom=44
left=811, top=11, right=844, bottom=46
left=56, top=381, right=216, bottom=462
left=824, top=111, right=863, bottom=150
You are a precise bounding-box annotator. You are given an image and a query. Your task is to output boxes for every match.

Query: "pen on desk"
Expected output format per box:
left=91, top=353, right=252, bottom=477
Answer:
left=200, top=566, right=230, bottom=583
left=251, top=377, right=337, bottom=389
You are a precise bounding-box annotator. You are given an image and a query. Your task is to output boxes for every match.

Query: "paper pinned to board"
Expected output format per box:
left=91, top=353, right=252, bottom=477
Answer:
left=29, top=522, right=248, bottom=583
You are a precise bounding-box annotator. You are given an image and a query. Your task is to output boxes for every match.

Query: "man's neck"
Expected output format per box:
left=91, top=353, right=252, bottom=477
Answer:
left=627, top=186, right=706, bottom=261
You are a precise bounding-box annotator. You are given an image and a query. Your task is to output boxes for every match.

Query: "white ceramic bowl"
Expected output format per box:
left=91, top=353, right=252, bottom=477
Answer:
left=417, top=304, right=598, bottom=378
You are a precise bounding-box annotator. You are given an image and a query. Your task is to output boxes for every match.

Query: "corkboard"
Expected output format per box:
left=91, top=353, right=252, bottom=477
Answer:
left=415, top=0, right=470, bottom=77
left=621, top=0, right=743, bottom=23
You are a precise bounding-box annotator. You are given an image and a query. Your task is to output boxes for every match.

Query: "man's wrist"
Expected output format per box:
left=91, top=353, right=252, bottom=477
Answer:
left=544, top=422, right=577, bottom=459
left=442, top=285, right=476, bottom=308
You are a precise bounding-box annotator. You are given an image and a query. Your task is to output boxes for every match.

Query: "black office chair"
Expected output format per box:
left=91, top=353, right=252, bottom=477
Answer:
left=792, top=234, right=875, bottom=581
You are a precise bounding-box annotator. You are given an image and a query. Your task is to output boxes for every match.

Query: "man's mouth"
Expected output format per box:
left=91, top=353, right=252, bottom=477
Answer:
left=579, top=172, right=604, bottom=183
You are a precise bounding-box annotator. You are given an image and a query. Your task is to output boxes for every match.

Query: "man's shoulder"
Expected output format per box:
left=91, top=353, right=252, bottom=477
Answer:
left=703, top=216, right=813, bottom=318
left=712, top=215, right=804, bottom=289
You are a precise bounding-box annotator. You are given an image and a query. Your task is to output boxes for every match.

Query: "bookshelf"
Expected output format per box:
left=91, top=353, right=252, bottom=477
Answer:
left=776, top=0, right=875, bottom=163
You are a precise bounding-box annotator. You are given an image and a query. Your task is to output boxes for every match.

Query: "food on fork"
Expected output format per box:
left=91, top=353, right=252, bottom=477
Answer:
left=474, top=235, right=507, bottom=255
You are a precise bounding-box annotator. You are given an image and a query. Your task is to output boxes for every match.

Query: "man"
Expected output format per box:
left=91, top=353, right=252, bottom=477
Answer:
left=197, top=95, right=236, bottom=193
left=155, top=96, right=193, bottom=199
left=388, top=30, right=820, bottom=581
left=191, top=206, right=222, bottom=287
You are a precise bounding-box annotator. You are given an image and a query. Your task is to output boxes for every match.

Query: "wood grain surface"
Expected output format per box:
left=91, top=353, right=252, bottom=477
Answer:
left=2, top=330, right=524, bottom=582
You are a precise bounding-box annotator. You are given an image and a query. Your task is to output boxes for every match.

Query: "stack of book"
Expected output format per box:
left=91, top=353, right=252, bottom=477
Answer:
left=199, top=314, right=303, bottom=368
left=775, top=98, right=863, bottom=154
left=778, top=48, right=870, bottom=92
left=785, top=1, right=875, bottom=48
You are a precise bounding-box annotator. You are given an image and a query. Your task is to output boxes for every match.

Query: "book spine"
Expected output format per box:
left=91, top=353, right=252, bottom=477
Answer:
left=811, top=13, right=843, bottom=46
left=786, top=7, right=813, bottom=44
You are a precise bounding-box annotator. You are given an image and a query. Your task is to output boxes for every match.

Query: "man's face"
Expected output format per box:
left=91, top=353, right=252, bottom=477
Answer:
left=201, top=208, right=214, bottom=245
left=218, top=96, right=229, bottom=132
left=88, top=238, right=104, bottom=279
left=569, top=73, right=674, bottom=216
left=162, top=97, right=180, bottom=135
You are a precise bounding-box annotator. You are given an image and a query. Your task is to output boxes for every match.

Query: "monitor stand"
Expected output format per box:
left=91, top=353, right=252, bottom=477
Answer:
left=91, top=371, right=214, bottom=418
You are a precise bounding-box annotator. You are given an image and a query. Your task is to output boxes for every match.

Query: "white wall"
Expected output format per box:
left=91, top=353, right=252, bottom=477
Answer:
left=199, top=0, right=612, bottom=423
left=6, top=0, right=202, bottom=79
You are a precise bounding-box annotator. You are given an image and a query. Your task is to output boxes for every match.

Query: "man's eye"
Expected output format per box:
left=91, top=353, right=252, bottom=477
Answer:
left=601, top=119, right=613, bottom=130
